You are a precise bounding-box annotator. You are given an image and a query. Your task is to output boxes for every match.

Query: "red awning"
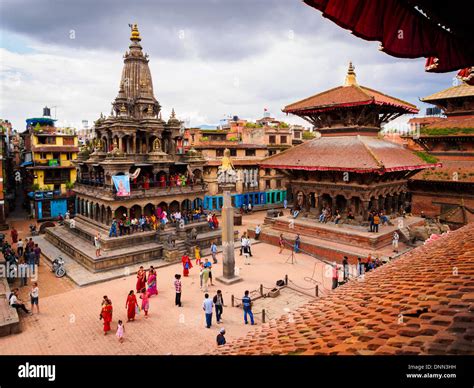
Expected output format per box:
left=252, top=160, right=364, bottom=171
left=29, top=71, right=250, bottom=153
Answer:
left=457, top=67, right=474, bottom=86
left=304, top=0, right=474, bottom=73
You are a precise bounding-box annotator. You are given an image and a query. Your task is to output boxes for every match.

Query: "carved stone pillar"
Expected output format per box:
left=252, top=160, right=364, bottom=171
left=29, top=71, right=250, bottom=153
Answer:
left=361, top=200, right=370, bottom=221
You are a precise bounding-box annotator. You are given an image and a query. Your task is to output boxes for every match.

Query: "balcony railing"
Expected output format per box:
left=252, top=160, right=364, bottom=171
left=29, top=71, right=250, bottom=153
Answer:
left=75, top=179, right=208, bottom=199
left=33, top=159, right=74, bottom=167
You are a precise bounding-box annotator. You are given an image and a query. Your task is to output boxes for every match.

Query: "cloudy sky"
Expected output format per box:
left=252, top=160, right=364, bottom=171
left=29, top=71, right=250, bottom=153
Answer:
left=0, top=0, right=457, bottom=131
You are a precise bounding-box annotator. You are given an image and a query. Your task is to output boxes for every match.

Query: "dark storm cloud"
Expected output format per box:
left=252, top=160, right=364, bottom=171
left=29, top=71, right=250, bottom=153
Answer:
left=0, top=0, right=340, bottom=60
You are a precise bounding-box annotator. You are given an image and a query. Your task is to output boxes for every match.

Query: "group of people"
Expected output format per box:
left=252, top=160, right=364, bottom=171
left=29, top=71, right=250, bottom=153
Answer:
left=332, top=254, right=387, bottom=289
left=170, top=208, right=204, bottom=224
left=108, top=207, right=207, bottom=238
left=206, top=213, right=219, bottom=230
left=3, top=227, right=41, bottom=283
left=239, top=232, right=253, bottom=264
left=368, top=211, right=389, bottom=233
left=240, top=202, right=253, bottom=214
left=99, top=265, right=160, bottom=341
left=8, top=283, right=40, bottom=315
left=181, top=251, right=216, bottom=293
left=97, top=239, right=263, bottom=347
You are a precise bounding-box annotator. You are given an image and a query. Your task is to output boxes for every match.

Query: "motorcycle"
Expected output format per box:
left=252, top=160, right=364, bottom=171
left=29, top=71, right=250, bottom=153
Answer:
left=52, top=256, right=66, bottom=278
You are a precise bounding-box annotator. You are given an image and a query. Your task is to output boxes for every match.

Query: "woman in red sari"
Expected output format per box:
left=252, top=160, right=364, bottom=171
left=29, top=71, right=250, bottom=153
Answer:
left=100, top=298, right=113, bottom=335
left=182, top=254, right=193, bottom=277
left=125, top=290, right=138, bottom=322
left=136, top=266, right=146, bottom=293
left=212, top=214, right=219, bottom=229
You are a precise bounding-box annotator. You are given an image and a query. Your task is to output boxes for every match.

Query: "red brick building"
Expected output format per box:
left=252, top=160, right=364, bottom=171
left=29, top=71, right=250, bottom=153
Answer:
left=408, top=82, right=474, bottom=227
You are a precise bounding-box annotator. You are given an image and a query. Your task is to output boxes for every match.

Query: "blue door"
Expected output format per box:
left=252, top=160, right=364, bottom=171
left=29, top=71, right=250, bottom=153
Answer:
left=51, top=199, right=67, bottom=218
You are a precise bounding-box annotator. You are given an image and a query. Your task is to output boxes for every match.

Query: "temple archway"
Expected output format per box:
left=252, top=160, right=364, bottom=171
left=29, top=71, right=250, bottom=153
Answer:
left=115, top=206, right=128, bottom=219
left=335, top=195, right=347, bottom=213
left=94, top=203, right=100, bottom=222
left=181, top=199, right=192, bottom=212
left=169, top=200, right=180, bottom=213
left=106, top=207, right=112, bottom=225
left=131, top=204, right=142, bottom=218
left=100, top=205, right=106, bottom=224
left=157, top=201, right=168, bottom=212
left=193, top=198, right=203, bottom=210
left=144, top=203, right=155, bottom=216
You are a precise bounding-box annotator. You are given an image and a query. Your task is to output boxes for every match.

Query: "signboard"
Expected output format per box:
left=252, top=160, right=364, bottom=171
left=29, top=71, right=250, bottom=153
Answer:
left=112, top=175, right=130, bottom=196
left=48, top=159, right=59, bottom=166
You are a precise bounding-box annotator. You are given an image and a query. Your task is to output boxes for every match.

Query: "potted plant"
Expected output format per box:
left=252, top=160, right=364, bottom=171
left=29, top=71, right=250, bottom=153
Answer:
left=65, top=181, right=74, bottom=196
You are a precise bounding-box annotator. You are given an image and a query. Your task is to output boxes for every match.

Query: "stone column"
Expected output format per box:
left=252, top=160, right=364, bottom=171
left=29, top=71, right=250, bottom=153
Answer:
left=217, top=191, right=242, bottom=285
left=361, top=200, right=370, bottom=221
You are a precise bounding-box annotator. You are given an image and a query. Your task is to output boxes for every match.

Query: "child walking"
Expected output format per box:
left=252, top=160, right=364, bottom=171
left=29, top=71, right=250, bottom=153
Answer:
left=140, top=288, right=149, bottom=318
left=116, top=320, right=124, bottom=343
left=194, top=245, right=201, bottom=266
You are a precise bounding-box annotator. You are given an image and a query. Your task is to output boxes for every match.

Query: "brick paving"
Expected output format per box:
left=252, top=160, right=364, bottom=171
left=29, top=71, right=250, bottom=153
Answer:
left=0, top=211, right=341, bottom=355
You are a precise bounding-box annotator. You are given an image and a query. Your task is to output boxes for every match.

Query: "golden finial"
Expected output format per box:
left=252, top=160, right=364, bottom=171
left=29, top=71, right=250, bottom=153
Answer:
left=344, top=61, right=358, bottom=86
left=171, top=108, right=176, bottom=119
left=129, top=23, right=141, bottom=42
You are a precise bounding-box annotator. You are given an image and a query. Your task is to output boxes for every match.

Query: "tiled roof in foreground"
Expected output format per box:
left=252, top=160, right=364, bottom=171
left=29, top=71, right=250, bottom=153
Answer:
left=216, top=223, right=474, bottom=355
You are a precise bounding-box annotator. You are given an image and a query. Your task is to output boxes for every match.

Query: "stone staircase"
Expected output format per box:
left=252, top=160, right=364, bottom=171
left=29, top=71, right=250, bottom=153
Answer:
left=398, top=226, right=415, bottom=246
left=45, top=223, right=164, bottom=273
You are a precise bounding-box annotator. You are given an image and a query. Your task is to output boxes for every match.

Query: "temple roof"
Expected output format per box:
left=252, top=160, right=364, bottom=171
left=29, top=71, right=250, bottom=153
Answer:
left=420, top=116, right=474, bottom=136
left=284, top=64, right=418, bottom=115
left=421, top=82, right=474, bottom=102
left=412, top=160, right=474, bottom=183
left=215, top=222, right=474, bottom=355
left=260, top=135, right=438, bottom=173
left=112, top=24, right=159, bottom=116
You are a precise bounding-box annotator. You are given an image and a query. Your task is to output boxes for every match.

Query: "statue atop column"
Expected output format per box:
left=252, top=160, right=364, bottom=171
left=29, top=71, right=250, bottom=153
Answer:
left=217, top=148, right=237, bottom=185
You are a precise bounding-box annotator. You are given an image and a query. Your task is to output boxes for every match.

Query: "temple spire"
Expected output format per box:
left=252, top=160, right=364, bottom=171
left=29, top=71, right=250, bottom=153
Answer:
left=344, top=61, right=358, bottom=86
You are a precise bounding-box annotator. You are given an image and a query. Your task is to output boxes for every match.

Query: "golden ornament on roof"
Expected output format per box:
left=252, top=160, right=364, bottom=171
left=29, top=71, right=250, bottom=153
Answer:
left=129, top=23, right=141, bottom=42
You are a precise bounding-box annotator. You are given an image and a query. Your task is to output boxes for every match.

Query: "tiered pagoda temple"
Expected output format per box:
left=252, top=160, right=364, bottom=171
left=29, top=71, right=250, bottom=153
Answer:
left=73, top=24, right=206, bottom=223
left=261, top=63, right=439, bottom=221
left=408, top=81, right=474, bottom=227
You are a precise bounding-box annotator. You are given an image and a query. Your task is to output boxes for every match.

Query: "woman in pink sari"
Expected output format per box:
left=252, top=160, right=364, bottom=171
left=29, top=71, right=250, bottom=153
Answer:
left=140, top=288, right=150, bottom=318
left=125, top=290, right=138, bottom=321
left=147, top=267, right=158, bottom=297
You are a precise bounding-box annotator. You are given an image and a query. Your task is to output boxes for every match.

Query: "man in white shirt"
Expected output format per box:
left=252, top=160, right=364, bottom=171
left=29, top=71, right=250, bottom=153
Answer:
left=255, top=225, right=261, bottom=240
left=202, top=293, right=214, bottom=328
left=9, top=289, right=30, bottom=314
left=392, top=231, right=399, bottom=253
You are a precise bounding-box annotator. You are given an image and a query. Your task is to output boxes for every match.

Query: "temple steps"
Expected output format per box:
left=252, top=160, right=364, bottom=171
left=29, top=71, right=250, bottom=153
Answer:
left=45, top=225, right=163, bottom=273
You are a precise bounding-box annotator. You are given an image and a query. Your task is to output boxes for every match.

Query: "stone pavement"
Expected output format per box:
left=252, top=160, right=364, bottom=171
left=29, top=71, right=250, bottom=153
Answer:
left=0, top=239, right=332, bottom=355
left=33, top=234, right=261, bottom=287
left=251, top=287, right=314, bottom=323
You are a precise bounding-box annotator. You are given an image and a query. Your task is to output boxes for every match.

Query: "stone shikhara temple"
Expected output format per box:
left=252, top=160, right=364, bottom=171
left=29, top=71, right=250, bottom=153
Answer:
left=261, top=63, right=439, bottom=221
left=73, top=24, right=207, bottom=223
left=44, top=25, right=222, bottom=272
